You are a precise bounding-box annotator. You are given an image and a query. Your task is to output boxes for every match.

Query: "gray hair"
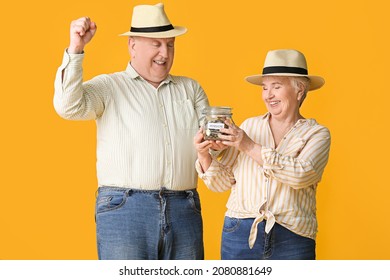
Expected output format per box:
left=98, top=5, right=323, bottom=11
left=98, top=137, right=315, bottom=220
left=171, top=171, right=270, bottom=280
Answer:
left=289, top=76, right=310, bottom=107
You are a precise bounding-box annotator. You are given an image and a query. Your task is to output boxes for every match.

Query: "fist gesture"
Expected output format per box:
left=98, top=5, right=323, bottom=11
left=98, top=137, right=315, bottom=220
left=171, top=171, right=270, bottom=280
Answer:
left=68, top=17, right=97, bottom=54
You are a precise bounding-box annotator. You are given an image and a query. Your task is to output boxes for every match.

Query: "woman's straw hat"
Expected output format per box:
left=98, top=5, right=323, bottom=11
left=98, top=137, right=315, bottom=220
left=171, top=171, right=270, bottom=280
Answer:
left=245, top=49, right=325, bottom=91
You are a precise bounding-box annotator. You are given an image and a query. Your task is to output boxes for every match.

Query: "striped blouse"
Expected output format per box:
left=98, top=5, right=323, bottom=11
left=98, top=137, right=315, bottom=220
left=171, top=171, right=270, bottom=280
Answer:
left=54, top=50, right=209, bottom=190
left=196, top=113, right=331, bottom=248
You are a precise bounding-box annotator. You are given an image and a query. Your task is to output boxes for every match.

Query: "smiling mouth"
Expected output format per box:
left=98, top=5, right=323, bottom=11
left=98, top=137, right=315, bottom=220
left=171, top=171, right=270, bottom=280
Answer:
left=269, top=101, right=280, bottom=106
left=154, top=60, right=166, bottom=65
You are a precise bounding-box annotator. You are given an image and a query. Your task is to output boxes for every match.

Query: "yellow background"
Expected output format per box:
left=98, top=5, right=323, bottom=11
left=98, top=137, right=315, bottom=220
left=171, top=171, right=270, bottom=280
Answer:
left=1, top=0, right=389, bottom=260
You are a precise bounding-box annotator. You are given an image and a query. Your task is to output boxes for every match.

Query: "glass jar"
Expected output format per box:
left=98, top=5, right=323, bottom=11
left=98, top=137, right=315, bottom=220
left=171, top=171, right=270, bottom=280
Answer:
left=202, top=106, right=233, bottom=140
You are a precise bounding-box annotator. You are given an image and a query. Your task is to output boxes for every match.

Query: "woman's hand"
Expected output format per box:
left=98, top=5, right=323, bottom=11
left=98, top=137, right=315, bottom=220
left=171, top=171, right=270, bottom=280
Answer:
left=194, top=128, right=228, bottom=172
left=218, top=119, right=255, bottom=153
left=194, top=128, right=212, bottom=157
left=193, top=128, right=213, bottom=172
left=194, top=128, right=229, bottom=153
left=218, top=119, right=263, bottom=165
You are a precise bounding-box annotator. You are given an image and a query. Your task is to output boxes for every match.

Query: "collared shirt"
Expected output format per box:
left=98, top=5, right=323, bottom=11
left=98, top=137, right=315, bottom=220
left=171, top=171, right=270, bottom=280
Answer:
left=196, top=113, right=331, bottom=248
left=54, top=50, right=209, bottom=190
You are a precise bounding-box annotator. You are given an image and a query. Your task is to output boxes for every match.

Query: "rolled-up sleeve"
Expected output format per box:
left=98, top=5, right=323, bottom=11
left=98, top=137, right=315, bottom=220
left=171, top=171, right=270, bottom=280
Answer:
left=262, top=127, right=331, bottom=189
left=196, top=157, right=236, bottom=192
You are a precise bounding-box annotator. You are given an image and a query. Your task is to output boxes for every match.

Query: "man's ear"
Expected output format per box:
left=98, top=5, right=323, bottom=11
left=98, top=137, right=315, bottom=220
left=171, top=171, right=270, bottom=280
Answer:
left=128, top=37, right=135, bottom=49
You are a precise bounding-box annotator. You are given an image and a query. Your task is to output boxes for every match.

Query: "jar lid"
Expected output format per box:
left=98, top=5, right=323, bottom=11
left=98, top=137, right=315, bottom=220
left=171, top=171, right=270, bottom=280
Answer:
left=202, top=106, right=232, bottom=115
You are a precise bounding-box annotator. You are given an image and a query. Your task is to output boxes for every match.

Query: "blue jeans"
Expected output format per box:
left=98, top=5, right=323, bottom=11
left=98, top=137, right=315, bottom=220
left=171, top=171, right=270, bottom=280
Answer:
left=221, top=217, right=315, bottom=260
left=95, top=187, right=204, bottom=260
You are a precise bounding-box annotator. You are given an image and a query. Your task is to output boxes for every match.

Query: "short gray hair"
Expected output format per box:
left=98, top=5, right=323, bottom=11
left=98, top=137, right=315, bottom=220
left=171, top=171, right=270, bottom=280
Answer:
left=289, top=76, right=310, bottom=107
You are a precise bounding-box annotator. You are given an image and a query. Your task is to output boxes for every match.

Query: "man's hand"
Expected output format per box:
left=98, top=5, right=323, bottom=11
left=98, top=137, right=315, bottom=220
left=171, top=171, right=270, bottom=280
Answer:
left=68, top=17, right=97, bottom=54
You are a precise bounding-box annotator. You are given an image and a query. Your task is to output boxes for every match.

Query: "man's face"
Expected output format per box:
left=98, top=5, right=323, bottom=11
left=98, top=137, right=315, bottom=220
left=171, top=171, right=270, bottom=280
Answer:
left=129, top=36, right=175, bottom=87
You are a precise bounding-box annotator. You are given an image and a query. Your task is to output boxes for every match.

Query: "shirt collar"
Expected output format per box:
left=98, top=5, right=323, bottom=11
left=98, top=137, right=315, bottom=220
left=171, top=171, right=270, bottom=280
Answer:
left=262, top=112, right=271, bottom=120
left=126, top=63, right=176, bottom=85
left=263, top=112, right=312, bottom=126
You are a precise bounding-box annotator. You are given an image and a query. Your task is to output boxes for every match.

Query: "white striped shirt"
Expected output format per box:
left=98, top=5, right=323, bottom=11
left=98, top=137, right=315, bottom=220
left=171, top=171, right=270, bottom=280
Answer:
left=54, top=50, right=209, bottom=190
left=196, top=113, right=331, bottom=248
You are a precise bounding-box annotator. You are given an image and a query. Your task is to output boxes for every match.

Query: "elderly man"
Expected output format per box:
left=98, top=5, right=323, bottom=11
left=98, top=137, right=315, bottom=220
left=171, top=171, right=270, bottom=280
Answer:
left=54, top=3, right=209, bottom=260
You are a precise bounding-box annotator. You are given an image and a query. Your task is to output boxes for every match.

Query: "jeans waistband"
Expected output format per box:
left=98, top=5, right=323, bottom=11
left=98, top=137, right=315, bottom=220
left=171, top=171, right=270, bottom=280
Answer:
left=97, top=186, right=197, bottom=196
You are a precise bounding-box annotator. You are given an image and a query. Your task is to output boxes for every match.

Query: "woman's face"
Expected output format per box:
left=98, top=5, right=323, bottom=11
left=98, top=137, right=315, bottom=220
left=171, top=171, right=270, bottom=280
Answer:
left=261, top=76, right=302, bottom=119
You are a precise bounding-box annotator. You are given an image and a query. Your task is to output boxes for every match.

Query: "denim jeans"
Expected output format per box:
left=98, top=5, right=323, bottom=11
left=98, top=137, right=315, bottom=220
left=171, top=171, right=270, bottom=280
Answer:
left=221, top=216, right=315, bottom=260
left=95, top=186, right=204, bottom=260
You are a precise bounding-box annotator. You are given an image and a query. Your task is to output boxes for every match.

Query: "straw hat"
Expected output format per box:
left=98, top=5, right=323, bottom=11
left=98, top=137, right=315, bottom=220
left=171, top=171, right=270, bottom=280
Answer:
left=245, top=49, right=325, bottom=91
left=119, top=3, right=187, bottom=38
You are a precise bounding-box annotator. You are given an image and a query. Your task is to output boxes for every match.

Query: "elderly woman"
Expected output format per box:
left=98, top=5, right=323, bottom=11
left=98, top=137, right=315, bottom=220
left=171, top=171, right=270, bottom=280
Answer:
left=194, top=49, right=331, bottom=260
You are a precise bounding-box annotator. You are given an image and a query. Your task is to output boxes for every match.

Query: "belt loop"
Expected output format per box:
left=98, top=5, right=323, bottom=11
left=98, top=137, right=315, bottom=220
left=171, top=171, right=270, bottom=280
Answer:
left=126, top=189, right=133, bottom=197
left=186, top=190, right=193, bottom=198
left=159, top=187, right=165, bottom=198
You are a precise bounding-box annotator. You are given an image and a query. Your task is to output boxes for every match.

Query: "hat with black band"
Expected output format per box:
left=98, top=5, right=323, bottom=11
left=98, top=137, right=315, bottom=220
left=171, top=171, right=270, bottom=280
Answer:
left=245, top=49, right=325, bottom=91
left=120, top=3, right=187, bottom=38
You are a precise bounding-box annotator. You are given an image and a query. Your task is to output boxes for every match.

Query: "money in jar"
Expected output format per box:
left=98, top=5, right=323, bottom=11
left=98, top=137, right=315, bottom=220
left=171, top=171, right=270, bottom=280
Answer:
left=202, top=106, right=233, bottom=140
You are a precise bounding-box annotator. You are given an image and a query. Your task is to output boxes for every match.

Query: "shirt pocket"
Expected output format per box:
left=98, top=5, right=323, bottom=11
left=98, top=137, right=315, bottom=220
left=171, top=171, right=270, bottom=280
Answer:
left=173, top=99, right=199, bottom=129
